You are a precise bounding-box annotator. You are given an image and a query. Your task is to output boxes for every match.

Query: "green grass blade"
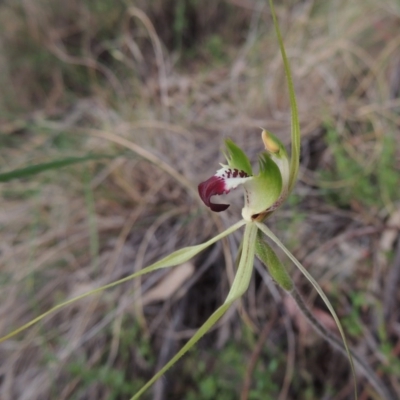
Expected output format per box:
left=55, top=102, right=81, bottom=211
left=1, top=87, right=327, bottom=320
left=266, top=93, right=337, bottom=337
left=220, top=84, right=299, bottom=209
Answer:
left=269, top=0, right=300, bottom=193
left=0, top=220, right=246, bottom=344
left=0, top=154, right=115, bottom=182
left=256, top=222, right=358, bottom=399
left=132, top=222, right=256, bottom=399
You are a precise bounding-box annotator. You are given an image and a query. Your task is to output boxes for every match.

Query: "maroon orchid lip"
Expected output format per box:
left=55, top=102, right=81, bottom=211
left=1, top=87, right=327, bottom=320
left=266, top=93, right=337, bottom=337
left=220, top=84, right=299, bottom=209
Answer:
left=198, top=168, right=251, bottom=212
left=198, top=176, right=230, bottom=212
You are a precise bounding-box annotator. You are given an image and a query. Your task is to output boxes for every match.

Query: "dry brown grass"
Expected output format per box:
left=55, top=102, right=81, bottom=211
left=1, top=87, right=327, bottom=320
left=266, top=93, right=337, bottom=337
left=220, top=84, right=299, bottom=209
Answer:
left=0, top=0, right=400, bottom=399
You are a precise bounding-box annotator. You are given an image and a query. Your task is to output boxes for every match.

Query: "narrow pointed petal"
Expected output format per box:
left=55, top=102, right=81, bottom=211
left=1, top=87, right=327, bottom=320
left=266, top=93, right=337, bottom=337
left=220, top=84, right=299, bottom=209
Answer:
left=198, top=167, right=252, bottom=212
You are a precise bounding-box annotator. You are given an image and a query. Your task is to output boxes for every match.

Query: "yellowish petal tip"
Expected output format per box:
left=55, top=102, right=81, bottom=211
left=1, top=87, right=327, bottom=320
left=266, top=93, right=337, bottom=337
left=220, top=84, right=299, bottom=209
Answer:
left=261, top=129, right=279, bottom=153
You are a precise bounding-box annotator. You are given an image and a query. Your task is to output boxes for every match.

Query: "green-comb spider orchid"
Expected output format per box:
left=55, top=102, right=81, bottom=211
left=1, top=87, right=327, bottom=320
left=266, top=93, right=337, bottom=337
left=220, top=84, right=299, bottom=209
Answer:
left=194, top=129, right=393, bottom=399
left=2, top=0, right=395, bottom=398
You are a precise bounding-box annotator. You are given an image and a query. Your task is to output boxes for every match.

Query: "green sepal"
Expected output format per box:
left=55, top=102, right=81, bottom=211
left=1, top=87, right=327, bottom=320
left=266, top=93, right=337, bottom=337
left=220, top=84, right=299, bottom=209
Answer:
left=241, top=153, right=282, bottom=220
left=224, top=138, right=253, bottom=175
left=255, top=230, right=293, bottom=291
left=268, top=0, right=300, bottom=194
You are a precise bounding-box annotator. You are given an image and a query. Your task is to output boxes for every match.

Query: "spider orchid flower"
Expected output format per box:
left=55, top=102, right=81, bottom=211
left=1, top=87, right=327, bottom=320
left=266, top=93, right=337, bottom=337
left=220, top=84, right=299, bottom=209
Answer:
left=198, top=131, right=289, bottom=221
left=0, top=1, right=363, bottom=398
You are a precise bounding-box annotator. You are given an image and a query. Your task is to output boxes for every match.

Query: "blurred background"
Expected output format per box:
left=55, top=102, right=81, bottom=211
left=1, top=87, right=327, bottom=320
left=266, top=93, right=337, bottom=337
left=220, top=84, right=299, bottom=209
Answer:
left=0, top=0, right=400, bottom=399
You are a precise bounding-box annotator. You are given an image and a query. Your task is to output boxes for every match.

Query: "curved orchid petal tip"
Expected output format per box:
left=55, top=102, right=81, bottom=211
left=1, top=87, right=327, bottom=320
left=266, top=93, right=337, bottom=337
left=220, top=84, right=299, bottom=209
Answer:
left=198, top=176, right=230, bottom=212
left=198, top=168, right=251, bottom=212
